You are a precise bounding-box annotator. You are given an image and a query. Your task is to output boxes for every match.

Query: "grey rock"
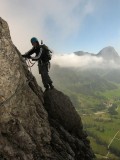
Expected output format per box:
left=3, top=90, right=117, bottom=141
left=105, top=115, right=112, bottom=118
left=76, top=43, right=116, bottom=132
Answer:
left=0, top=17, right=95, bottom=160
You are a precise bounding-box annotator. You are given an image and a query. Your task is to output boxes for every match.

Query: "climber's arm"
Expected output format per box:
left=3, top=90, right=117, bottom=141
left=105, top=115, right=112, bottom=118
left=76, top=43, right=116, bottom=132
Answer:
left=30, top=48, right=43, bottom=61
left=22, top=47, right=35, bottom=58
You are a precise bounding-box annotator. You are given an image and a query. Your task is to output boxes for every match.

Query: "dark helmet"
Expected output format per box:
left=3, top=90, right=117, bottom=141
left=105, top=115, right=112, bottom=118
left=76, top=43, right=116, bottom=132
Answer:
left=31, top=37, right=38, bottom=43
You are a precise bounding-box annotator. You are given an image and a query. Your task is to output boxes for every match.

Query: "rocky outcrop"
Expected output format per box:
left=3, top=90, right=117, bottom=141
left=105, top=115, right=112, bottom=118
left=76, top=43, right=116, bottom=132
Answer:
left=0, top=17, right=95, bottom=160
left=97, top=46, right=120, bottom=62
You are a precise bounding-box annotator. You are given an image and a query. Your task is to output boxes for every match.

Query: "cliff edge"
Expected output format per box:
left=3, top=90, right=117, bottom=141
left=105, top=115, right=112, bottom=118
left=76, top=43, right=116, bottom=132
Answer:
left=0, top=17, right=95, bottom=160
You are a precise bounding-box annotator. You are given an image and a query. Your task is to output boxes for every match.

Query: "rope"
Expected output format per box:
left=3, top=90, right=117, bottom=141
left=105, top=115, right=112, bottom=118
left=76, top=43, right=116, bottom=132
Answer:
left=0, top=77, right=21, bottom=107
left=27, top=59, right=31, bottom=72
left=28, top=59, right=36, bottom=67
left=26, top=59, right=36, bottom=72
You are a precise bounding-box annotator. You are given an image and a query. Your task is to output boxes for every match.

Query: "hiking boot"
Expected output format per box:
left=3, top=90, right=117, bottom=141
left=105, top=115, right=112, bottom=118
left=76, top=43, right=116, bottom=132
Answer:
left=49, top=83, right=54, bottom=89
left=45, top=85, right=49, bottom=91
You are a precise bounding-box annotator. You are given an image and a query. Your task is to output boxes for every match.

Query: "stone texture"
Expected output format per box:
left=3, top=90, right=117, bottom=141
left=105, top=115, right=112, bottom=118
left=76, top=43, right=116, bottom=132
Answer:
left=0, top=17, right=95, bottom=160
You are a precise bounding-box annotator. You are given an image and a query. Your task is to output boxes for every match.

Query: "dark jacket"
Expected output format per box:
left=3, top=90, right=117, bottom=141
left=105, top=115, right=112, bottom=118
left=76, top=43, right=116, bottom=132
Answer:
left=23, top=43, right=50, bottom=63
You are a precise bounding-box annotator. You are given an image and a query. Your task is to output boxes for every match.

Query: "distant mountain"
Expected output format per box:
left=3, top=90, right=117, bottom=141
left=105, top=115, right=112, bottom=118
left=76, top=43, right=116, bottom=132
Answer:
left=51, top=46, right=120, bottom=96
left=97, top=46, right=120, bottom=62
left=74, top=51, right=94, bottom=56
left=74, top=46, right=120, bottom=63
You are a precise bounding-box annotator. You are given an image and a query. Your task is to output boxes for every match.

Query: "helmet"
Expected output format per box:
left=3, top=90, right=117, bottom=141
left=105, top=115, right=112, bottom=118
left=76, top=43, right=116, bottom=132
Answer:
left=31, top=37, right=38, bottom=43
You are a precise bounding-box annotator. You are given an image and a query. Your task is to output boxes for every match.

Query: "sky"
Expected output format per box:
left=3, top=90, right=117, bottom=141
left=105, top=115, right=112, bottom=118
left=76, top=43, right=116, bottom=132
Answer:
left=0, top=0, right=120, bottom=55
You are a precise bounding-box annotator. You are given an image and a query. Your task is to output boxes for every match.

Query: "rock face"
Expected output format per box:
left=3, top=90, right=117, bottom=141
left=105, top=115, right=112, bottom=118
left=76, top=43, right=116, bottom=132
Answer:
left=0, top=17, right=95, bottom=160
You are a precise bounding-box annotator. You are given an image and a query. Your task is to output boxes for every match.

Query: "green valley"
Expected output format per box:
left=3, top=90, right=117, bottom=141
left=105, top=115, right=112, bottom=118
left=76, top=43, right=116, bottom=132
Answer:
left=50, top=65, right=120, bottom=160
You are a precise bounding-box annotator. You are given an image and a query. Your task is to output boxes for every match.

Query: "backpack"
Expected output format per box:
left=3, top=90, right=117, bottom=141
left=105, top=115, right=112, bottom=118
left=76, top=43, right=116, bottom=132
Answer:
left=40, top=44, right=52, bottom=62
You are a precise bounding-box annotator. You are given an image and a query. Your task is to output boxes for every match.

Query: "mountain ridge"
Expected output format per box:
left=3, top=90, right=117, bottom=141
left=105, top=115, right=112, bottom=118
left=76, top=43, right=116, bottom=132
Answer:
left=74, top=46, right=120, bottom=62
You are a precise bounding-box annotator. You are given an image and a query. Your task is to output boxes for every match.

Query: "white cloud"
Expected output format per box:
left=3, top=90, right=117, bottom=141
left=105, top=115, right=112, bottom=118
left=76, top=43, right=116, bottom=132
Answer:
left=51, top=53, right=120, bottom=69
left=52, top=53, right=102, bottom=67
left=23, top=52, right=120, bottom=87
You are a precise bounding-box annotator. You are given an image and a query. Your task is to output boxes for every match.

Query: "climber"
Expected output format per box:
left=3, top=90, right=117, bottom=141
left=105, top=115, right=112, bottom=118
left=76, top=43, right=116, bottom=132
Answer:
left=22, top=37, right=54, bottom=91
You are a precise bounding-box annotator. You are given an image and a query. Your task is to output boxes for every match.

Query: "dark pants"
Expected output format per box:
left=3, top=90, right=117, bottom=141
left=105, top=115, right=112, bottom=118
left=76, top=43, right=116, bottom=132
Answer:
left=38, top=62, right=52, bottom=88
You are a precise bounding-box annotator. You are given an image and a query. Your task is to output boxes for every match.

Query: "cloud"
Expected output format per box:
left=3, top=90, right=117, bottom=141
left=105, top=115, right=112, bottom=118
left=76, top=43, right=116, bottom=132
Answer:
left=0, top=0, right=95, bottom=53
left=23, top=52, right=120, bottom=87
left=43, top=0, right=94, bottom=36
left=51, top=53, right=120, bottom=69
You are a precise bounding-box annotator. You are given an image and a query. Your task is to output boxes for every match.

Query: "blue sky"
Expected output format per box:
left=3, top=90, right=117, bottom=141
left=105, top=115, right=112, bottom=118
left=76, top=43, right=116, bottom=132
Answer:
left=0, top=0, right=120, bottom=54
